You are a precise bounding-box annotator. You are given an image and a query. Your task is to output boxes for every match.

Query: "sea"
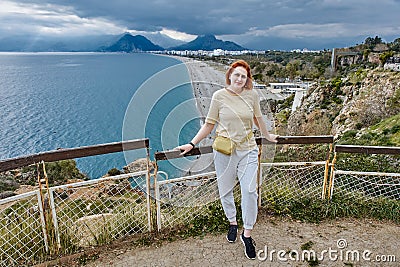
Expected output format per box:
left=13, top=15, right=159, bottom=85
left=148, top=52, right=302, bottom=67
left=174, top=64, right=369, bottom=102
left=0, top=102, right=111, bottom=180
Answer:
left=0, top=52, right=201, bottom=178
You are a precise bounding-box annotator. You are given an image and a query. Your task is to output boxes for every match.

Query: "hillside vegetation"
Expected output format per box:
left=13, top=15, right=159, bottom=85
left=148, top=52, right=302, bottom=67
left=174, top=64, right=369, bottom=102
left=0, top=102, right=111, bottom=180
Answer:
left=287, top=69, right=400, bottom=140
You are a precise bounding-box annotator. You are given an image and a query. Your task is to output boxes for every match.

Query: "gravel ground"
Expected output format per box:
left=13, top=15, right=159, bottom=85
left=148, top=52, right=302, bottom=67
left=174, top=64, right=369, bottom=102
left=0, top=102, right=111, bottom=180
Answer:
left=81, top=214, right=399, bottom=267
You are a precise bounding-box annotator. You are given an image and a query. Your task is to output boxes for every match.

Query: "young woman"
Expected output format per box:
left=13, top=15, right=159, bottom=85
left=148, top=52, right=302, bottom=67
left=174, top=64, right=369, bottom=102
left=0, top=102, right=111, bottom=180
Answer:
left=177, top=59, right=278, bottom=260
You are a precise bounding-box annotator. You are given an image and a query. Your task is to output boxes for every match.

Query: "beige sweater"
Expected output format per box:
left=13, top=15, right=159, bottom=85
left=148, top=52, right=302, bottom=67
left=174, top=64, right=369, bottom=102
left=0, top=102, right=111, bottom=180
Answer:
left=205, top=88, right=262, bottom=150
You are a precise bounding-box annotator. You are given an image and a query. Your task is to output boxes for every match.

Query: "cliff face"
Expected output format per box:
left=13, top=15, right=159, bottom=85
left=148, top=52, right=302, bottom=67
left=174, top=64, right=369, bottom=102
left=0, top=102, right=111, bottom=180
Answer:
left=287, top=69, right=400, bottom=137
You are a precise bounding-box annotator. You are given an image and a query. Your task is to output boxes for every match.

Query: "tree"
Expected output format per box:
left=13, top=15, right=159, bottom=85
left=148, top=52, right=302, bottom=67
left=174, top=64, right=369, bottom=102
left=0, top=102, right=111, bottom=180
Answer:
left=389, top=38, right=400, bottom=52
left=364, top=36, right=383, bottom=48
left=379, top=51, right=394, bottom=65
left=286, top=60, right=301, bottom=80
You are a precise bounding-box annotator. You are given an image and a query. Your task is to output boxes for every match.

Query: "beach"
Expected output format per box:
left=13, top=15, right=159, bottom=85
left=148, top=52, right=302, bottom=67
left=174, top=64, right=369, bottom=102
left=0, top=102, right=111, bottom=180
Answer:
left=171, top=56, right=227, bottom=174
left=171, top=56, right=226, bottom=119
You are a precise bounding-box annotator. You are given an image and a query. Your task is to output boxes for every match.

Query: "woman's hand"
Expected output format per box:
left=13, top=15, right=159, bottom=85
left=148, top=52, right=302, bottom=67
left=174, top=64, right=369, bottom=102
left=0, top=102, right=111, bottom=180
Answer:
left=175, top=123, right=214, bottom=155
left=266, top=134, right=279, bottom=143
left=175, top=143, right=194, bottom=155
left=253, top=117, right=279, bottom=144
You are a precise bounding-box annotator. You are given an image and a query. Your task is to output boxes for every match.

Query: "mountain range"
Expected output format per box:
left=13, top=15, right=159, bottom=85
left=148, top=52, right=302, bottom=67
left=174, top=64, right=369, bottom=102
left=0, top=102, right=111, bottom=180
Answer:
left=104, top=33, right=246, bottom=52
left=0, top=33, right=246, bottom=52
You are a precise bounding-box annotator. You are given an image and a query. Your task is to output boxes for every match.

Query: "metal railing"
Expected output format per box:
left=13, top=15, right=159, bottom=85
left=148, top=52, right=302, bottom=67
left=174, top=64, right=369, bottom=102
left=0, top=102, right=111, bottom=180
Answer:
left=329, top=145, right=400, bottom=201
left=0, top=139, right=151, bottom=267
left=1, top=136, right=400, bottom=266
left=153, top=136, right=334, bottom=230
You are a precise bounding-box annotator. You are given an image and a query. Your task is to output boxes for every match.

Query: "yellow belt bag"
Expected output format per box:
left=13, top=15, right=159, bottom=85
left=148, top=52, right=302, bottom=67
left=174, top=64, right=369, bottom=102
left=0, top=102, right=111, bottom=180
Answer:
left=212, top=131, right=253, bottom=155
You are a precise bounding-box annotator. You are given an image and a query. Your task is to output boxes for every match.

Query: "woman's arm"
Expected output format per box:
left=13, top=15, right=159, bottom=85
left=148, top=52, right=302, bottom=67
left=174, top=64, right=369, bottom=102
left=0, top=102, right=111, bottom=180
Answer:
left=176, top=122, right=215, bottom=154
left=254, top=116, right=279, bottom=143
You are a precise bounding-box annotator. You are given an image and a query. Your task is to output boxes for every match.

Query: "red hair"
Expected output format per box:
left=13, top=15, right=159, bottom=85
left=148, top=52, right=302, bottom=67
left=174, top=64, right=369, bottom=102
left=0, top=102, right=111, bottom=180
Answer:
left=225, top=60, right=253, bottom=89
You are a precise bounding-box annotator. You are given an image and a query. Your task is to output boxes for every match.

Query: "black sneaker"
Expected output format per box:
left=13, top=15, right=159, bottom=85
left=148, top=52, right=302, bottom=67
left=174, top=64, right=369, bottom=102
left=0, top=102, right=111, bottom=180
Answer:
left=226, top=224, right=238, bottom=243
left=240, top=232, right=256, bottom=260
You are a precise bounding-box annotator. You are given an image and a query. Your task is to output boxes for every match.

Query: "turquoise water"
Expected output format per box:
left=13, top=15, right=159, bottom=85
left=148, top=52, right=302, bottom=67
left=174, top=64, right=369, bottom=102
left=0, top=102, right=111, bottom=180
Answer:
left=0, top=52, right=200, bottom=178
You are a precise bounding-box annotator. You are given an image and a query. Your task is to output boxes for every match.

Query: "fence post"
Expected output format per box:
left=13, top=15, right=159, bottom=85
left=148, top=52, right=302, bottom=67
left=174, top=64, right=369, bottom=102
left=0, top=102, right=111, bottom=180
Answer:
left=155, top=177, right=162, bottom=231
left=48, top=188, right=61, bottom=251
left=257, top=144, right=262, bottom=207
left=149, top=159, right=158, bottom=232
left=322, top=143, right=333, bottom=200
left=327, top=152, right=338, bottom=199
left=37, top=162, right=52, bottom=254
left=145, top=146, right=153, bottom=232
left=36, top=190, right=49, bottom=253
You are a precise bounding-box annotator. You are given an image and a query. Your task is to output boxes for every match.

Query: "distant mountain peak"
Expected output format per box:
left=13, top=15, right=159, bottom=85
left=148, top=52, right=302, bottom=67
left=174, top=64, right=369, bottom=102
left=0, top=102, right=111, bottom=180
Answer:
left=104, top=33, right=164, bottom=52
left=169, top=34, right=246, bottom=51
left=201, top=34, right=217, bottom=40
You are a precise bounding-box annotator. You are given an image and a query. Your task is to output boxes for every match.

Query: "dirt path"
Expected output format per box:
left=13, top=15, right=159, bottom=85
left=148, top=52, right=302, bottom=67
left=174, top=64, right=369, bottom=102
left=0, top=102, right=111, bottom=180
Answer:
left=82, top=213, right=399, bottom=267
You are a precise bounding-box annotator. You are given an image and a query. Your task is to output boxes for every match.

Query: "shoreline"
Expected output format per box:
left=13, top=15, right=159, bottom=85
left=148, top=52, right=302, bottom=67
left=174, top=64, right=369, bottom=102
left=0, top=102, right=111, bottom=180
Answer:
left=168, top=55, right=226, bottom=119
left=170, top=56, right=226, bottom=174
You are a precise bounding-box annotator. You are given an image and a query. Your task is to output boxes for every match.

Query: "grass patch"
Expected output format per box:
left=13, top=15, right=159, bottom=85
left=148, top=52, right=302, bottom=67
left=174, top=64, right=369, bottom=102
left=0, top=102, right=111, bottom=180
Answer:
left=340, top=113, right=400, bottom=147
left=130, top=200, right=228, bottom=249
left=266, top=191, right=400, bottom=224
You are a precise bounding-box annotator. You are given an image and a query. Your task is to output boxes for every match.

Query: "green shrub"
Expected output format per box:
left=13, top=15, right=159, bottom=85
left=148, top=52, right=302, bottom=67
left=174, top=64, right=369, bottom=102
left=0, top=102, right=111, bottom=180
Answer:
left=107, top=168, right=121, bottom=176
left=390, top=125, right=400, bottom=134
left=17, top=160, right=87, bottom=187
left=341, top=130, right=358, bottom=140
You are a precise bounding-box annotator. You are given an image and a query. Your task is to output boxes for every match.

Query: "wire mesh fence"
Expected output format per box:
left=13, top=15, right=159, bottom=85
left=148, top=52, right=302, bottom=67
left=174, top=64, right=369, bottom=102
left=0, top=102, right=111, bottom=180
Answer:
left=0, top=171, right=150, bottom=266
left=2, top=138, right=399, bottom=266
left=0, top=139, right=154, bottom=266
left=330, top=170, right=400, bottom=201
left=154, top=161, right=329, bottom=230
left=0, top=191, right=47, bottom=267
left=155, top=171, right=219, bottom=230
left=260, top=162, right=328, bottom=209
left=330, top=145, right=400, bottom=202
left=49, top=172, right=150, bottom=250
left=155, top=170, right=245, bottom=231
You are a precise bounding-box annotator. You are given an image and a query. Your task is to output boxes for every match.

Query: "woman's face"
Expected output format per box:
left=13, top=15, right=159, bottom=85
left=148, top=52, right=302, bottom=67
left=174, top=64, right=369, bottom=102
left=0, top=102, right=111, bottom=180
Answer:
left=229, top=66, right=248, bottom=89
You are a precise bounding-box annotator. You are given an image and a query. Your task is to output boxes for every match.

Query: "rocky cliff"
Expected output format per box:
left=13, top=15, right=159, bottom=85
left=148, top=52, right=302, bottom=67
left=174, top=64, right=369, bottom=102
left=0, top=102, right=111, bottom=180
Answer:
left=287, top=69, right=400, bottom=138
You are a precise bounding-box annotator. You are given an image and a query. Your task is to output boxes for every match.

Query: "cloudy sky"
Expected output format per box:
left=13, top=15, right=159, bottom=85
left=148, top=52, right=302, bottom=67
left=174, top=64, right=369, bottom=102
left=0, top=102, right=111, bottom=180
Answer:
left=1, top=0, right=400, bottom=50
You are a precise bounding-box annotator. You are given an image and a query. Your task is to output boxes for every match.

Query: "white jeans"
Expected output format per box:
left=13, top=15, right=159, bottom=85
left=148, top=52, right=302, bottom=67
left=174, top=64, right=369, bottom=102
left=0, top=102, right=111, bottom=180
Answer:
left=213, top=148, right=259, bottom=230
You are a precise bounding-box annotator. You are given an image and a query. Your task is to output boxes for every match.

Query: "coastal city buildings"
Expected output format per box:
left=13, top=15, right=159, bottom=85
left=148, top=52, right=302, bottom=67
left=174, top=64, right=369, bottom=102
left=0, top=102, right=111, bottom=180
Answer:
left=153, top=48, right=322, bottom=57
left=384, top=56, right=400, bottom=71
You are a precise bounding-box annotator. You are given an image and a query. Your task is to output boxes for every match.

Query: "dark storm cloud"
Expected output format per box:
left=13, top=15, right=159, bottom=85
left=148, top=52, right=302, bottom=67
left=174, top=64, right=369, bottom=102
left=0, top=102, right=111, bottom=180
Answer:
left=1, top=0, right=400, bottom=49
left=21, top=0, right=256, bottom=34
